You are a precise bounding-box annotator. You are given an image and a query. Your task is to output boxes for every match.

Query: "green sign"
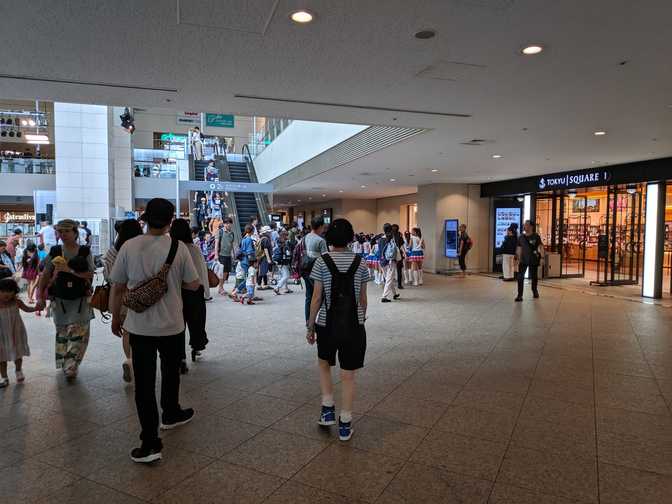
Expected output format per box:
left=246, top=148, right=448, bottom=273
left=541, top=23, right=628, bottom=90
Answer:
left=205, top=113, right=235, bottom=128
left=160, top=133, right=187, bottom=142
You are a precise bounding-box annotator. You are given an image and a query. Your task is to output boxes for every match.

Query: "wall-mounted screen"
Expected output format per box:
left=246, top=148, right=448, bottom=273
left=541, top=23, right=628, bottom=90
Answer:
left=495, top=207, right=522, bottom=248
left=572, top=198, right=600, bottom=213
left=445, top=219, right=459, bottom=258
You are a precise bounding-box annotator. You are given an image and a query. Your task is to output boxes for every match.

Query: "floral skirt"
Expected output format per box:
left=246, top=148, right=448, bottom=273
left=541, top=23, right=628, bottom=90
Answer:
left=55, top=322, right=90, bottom=371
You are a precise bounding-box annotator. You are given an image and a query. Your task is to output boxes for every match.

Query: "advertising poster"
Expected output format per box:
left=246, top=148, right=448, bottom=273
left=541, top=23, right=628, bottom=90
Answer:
left=495, top=207, right=521, bottom=248
left=445, top=219, right=459, bottom=258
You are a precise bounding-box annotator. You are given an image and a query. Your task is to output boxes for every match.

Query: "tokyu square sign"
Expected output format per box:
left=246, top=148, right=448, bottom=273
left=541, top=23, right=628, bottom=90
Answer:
left=537, top=169, right=611, bottom=191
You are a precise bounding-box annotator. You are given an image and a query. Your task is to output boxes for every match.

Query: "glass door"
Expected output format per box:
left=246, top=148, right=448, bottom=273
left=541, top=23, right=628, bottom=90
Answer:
left=560, top=195, right=588, bottom=277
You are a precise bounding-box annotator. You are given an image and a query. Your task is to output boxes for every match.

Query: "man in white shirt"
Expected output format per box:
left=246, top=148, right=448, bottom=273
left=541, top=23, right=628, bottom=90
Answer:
left=110, top=198, right=200, bottom=464
left=38, top=220, right=58, bottom=251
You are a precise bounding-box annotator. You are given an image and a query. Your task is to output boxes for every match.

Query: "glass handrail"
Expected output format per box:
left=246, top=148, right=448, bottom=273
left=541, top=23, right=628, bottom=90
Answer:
left=0, top=158, right=55, bottom=174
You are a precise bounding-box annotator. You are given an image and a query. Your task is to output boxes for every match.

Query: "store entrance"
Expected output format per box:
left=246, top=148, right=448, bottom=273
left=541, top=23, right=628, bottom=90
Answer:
left=536, top=185, right=644, bottom=286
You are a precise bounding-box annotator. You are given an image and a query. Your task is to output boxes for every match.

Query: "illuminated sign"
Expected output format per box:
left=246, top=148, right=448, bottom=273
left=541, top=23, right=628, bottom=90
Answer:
left=538, top=170, right=611, bottom=190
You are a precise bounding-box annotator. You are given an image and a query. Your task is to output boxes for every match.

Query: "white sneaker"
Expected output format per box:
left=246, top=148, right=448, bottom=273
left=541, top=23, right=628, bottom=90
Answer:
left=15, top=371, right=24, bottom=383
left=0, top=377, right=9, bottom=388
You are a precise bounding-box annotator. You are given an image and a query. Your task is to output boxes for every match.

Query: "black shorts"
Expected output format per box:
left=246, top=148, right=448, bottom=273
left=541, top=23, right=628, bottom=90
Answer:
left=316, top=324, right=366, bottom=371
left=219, top=256, right=232, bottom=273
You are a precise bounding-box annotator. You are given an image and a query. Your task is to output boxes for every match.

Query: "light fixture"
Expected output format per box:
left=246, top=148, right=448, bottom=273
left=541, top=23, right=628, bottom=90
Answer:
left=389, top=178, right=396, bottom=182
left=321, top=194, right=326, bottom=197
left=593, top=131, right=607, bottom=136
left=360, top=185, right=367, bottom=188
left=414, top=29, right=436, bottom=40
left=431, top=169, right=439, bottom=173
left=492, top=154, right=502, bottom=159
left=20, top=119, right=28, bottom=126
left=568, top=190, right=577, bottom=199
left=27, top=140, right=49, bottom=145
left=521, top=44, right=544, bottom=55
left=290, top=9, right=314, bottom=24
left=308, top=196, right=313, bottom=200
left=25, top=134, right=49, bottom=141
left=119, top=107, right=135, bottom=134
left=28, top=119, right=35, bottom=127
left=338, top=190, right=344, bottom=193
left=626, top=185, right=637, bottom=195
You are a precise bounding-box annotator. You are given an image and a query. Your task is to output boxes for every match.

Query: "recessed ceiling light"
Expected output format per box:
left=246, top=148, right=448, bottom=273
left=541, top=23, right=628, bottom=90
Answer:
left=297, top=199, right=302, bottom=202
left=431, top=169, right=439, bottom=173
left=521, top=44, right=544, bottom=55
left=308, top=197, right=312, bottom=200
left=492, top=154, right=502, bottom=159
left=290, top=10, right=314, bottom=24
left=389, top=178, right=396, bottom=182
left=321, top=194, right=326, bottom=197
left=360, top=185, right=367, bottom=188
left=414, top=29, right=436, bottom=40
left=594, top=131, right=607, bottom=136
left=338, top=190, right=344, bottom=193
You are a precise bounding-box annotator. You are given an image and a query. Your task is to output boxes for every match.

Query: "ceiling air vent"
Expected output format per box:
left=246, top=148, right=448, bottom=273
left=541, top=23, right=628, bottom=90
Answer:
left=459, top=138, right=495, bottom=146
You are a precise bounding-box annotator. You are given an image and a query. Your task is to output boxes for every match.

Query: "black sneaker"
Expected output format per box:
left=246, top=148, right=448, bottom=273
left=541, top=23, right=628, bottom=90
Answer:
left=398, top=284, right=405, bottom=290
left=514, top=297, right=523, bottom=302
left=130, top=439, right=163, bottom=464
left=161, top=408, right=195, bottom=430
left=533, top=292, right=540, bottom=299
left=381, top=298, right=392, bottom=303
left=180, top=360, right=189, bottom=375
left=393, top=294, right=401, bottom=300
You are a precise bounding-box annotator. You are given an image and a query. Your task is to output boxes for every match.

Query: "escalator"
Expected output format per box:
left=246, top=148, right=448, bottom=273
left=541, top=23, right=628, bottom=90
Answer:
left=227, top=160, right=261, bottom=235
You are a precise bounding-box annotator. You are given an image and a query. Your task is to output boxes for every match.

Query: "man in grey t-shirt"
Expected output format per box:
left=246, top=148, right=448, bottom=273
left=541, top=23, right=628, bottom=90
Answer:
left=302, top=216, right=328, bottom=321
left=215, top=217, right=236, bottom=295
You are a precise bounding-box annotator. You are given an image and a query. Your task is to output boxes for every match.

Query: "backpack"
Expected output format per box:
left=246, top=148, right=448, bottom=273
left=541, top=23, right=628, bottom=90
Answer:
left=379, top=237, right=398, bottom=267
left=254, top=237, right=266, bottom=260
left=123, top=239, right=179, bottom=313
left=47, top=246, right=91, bottom=301
left=292, top=237, right=318, bottom=276
left=322, top=254, right=361, bottom=339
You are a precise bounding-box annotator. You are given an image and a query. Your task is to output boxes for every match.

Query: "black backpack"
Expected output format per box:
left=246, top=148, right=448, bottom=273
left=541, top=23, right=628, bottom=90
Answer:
left=322, top=254, right=361, bottom=339
left=48, top=246, right=91, bottom=301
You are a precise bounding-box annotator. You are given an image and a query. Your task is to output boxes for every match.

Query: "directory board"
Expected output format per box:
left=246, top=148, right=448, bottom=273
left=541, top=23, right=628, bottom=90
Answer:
left=495, top=207, right=522, bottom=248
left=445, top=219, right=459, bottom=258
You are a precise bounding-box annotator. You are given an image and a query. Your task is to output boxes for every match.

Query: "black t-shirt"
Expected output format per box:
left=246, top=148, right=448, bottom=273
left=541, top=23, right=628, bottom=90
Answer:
left=517, top=233, right=543, bottom=265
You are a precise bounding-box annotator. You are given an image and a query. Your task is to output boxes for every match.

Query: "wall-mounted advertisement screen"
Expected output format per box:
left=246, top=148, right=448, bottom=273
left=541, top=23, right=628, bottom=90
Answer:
left=445, top=219, right=459, bottom=258
left=495, top=207, right=522, bottom=248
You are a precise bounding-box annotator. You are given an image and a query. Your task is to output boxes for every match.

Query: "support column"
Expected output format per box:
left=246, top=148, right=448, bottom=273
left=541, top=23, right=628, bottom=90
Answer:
left=54, top=103, right=111, bottom=252
left=108, top=106, right=134, bottom=218
left=643, top=182, right=666, bottom=298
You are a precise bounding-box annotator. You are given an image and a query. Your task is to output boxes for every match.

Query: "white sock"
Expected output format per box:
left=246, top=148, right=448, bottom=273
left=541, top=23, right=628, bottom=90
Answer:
left=322, top=394, right=335, bottom=407
left=419, top=270, right=424, bottom=284
left=412, top=270, right=418, bottom=285
left=340, top=410, right=353, bottom=423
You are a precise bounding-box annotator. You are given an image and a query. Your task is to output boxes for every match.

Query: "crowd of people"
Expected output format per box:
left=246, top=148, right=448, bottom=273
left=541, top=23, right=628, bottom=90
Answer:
left=0, top=197, right=546, bottom=464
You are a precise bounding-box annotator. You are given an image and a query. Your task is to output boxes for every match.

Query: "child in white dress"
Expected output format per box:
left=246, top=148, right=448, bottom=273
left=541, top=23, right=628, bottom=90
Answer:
left=0, top=278, right=36, bottom=387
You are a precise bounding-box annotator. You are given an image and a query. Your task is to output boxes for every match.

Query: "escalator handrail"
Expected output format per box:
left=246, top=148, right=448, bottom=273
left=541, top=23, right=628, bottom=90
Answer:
left=242, top=144, right=271, bottom=226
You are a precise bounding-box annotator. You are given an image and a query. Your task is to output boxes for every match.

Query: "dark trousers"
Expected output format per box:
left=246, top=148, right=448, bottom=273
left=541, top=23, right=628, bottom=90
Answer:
left=182, top=286, right=208, bottom=352
left=396, top=260, right=404, bottom=287
left=517, top=263, right=539, bottom=298
left=130, top=332, right=184, bottom=444
left=303, top=275, right=314, bottom=321
left=459, top=251, right=468, bottom=271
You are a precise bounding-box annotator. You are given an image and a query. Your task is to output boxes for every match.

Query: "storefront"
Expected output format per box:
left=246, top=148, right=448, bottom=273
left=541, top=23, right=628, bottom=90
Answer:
left=482, top=158, right=671, bottom=298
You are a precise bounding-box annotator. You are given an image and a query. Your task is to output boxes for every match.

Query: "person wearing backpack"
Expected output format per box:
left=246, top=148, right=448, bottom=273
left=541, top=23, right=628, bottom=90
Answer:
left=299, top=216, right=328, bottom=321
left=306, top=218, right=370, bottom=441
left=378, top=223, right=401, bottom=303
left=35, top=219, right=95, bottom=380
left=214, top=217, right=236, bottom=296
left=109, top=198, right=201, bottom=464
left=515, top=220, right=545, bottom=302
left=232, top=225, right=256, bottom=301
left=273, top=229, right=293, bottom=295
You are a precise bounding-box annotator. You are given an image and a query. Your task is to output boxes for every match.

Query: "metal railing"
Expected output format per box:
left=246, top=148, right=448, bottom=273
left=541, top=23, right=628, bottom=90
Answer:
left=0, top=158, right=55, bottom=174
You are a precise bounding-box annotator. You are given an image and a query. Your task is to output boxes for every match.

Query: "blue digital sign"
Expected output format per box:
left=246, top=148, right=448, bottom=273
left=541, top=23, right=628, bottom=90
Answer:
left=445, top=219, right=459, bottom=258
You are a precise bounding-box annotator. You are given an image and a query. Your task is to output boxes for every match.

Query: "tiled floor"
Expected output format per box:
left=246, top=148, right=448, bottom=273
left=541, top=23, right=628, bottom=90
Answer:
left=2, top=274, right=672, bottom=503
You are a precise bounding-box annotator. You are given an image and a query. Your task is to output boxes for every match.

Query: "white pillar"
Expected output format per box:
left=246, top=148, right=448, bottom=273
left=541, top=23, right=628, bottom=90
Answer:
left=643, top=182, right=666, bottom=298
left=108, top=106, right=134, bottom=217
left=54, top=103, right=111, bottom=252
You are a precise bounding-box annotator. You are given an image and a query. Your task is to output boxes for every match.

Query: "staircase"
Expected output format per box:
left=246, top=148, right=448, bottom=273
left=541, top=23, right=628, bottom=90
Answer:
left=228, top=160, right=261, bottom=235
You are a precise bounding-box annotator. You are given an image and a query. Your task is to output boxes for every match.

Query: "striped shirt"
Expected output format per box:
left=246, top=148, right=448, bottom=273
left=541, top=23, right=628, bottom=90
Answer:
left=310, top=251, right=370, bottom=327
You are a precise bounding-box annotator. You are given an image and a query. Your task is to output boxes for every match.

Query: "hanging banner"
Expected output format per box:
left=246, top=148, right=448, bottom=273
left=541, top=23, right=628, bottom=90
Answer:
left=176, top=111, right=200, bottom=126
left=205, top=113, right=235, bottom=128
left=180, top=180, right=273, bottom=194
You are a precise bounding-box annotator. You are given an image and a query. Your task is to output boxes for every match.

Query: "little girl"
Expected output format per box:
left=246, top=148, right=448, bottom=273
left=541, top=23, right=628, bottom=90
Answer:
left=0, top=278, right=36, bottom=387
left=21, top=244, right=40, bottom=304
left=366, top=237, right=381, bottom=285
left=240, top=258, right=257, bottom=305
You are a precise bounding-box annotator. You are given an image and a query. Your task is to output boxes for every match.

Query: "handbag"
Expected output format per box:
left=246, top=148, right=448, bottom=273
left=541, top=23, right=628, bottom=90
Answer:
left=123, top=239, right=178, bottom=313
left=90, top=283, right=110, bottom=312
left=207, top=268, right=219, bottom=288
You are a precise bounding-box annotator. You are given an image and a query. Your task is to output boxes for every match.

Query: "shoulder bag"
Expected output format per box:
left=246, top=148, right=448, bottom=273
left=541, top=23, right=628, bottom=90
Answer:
left=123, top=239, right=179, bottom=313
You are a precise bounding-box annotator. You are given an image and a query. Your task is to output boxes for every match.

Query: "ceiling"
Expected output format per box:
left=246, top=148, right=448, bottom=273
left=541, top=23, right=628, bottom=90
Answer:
left=2, top=0, right=672, bottom=203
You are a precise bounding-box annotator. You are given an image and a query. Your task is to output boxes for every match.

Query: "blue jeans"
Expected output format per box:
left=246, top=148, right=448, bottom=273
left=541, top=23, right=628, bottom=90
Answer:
left=236, top=263, right=249, bottom=294
left=303, top=275, right=314, bottom=322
